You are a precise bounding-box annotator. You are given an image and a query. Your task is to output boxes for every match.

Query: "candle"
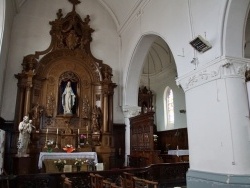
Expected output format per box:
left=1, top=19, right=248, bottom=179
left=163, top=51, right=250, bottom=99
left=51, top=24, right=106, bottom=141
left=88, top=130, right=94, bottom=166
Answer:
left=78, top=129, right=79, bottom=134
left=56, top=128, right=58, bottom=134
left=46, top=128, right=48, bottom=133
left=86, top=126, right=88, bottom=131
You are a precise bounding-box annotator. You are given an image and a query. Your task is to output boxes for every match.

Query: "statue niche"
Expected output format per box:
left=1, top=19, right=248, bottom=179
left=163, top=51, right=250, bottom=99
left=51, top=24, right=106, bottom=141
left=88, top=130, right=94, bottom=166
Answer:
left=58, top=72, right=79, bottom=116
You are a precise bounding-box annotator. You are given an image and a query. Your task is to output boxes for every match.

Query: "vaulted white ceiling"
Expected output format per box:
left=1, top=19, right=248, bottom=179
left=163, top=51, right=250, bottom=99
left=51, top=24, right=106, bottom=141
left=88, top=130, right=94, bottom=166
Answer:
left=98, top=0, right=142, bottom=28
left=142, top=37, right=176, bottom=76
left=13, top=0, right=142, bottom=29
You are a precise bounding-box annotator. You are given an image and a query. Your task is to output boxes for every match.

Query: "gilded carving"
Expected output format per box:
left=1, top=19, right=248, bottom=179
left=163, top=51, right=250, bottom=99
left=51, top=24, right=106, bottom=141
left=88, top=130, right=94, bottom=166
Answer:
left=59, top=71, right=79, bottom=83
left=54, top=118, right=66, bottom=128
left=65, top=63, right=76, bottom=70
left=66, top=30, right=79, bottom=50
left=22, top=54, right=38, bottom=72
left=91, top=106, right=101, bottom=133
left=82, top=96, right=90, bottom=119
left=47, top=76, right=55, bottom=84
left=44, top=117, right=54, bottom=128
left=46, top=93, right=55, bottom=117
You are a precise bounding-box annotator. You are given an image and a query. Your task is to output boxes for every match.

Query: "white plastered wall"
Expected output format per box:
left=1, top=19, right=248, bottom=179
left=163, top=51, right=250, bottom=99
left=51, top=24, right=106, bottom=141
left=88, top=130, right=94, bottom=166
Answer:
left=0, top=130, right=5, bottom=175
left=0, top=0, right=15, bottom=116
left=0, top=0, right=5, bottom=115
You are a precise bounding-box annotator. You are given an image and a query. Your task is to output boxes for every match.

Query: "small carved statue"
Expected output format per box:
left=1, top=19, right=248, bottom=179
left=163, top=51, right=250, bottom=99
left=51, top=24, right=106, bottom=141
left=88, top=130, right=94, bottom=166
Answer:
left=91, top=106, right=102, bottom=145
left=91, top=106, right=101, bottom=133
left=17, top=116, right=34, bottom=157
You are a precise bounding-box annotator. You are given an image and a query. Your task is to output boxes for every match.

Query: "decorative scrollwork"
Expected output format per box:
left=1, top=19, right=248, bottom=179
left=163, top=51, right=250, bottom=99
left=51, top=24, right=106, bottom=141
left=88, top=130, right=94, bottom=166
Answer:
left=82, top=96, right=90, bottom=119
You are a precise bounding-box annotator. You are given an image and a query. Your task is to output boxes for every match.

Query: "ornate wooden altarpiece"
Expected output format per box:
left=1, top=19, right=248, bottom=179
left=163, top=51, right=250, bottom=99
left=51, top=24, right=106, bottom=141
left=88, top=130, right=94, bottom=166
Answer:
left=14, top=0, right=116, bottom=170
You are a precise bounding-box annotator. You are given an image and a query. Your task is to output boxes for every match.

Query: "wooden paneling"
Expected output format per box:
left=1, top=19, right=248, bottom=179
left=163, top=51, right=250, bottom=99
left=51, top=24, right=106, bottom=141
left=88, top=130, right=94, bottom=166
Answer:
left=157, top=128, right=188, bottom=153
left=110, top=124, right=125, bottom=169
left=129, top=112, right=163, bottom=167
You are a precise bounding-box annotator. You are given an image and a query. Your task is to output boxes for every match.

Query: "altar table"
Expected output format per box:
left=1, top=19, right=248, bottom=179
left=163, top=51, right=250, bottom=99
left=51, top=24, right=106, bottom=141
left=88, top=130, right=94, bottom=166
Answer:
left=38, top=152, right=98, bottom=169
left=168, top=149, right=189, bottom=156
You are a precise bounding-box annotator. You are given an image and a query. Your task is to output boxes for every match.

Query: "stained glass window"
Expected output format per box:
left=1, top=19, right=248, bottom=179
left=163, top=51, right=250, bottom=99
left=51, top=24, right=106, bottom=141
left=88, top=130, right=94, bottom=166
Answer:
left=164, top=87, right=174, bottom=127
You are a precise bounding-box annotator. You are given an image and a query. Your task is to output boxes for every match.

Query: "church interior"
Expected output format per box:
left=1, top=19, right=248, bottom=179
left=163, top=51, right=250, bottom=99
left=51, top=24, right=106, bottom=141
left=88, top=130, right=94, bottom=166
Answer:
left=1, top=0, right=250, bottom=188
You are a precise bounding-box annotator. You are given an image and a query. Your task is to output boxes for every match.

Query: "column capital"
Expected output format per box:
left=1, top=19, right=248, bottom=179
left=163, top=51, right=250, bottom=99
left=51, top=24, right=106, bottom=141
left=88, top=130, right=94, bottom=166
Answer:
left=122, top=105, right=141, bottom=118
left=176, top=56, right=250, bottom=92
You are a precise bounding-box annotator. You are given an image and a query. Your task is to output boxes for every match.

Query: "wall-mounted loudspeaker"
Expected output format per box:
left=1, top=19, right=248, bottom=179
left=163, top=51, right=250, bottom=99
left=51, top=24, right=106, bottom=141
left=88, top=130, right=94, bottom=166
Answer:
left=189, top=35, right=212, bottom=53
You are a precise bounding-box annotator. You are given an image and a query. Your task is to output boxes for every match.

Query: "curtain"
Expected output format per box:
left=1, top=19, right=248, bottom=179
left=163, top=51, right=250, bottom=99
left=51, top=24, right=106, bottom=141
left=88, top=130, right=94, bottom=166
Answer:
left=0, top=129, right=5, bottom=175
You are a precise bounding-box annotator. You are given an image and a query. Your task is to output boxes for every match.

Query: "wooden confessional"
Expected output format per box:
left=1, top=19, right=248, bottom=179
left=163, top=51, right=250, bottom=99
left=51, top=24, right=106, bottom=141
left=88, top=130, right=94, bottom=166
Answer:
left=14, top=1, right=117, bottom=171
left=128, top=87, right=162, bottom=167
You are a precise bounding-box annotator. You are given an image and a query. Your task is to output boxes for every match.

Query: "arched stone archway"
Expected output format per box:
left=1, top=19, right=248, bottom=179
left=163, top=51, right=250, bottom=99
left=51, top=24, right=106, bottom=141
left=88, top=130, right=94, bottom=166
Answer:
left=124, top=34, right=158, bottom=107
left=123, top=33, right=183, bottom=163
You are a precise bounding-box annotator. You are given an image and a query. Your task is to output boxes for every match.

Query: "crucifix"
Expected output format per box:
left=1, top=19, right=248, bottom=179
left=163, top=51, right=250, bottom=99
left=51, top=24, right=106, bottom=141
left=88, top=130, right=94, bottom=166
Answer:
left=68, top=0, right=81, bottom=11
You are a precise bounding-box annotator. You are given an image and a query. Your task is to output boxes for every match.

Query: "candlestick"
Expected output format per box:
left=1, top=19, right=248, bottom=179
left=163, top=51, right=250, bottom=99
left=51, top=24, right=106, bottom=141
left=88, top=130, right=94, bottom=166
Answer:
left=78, top=129, right=79, bottom=135
left=44, top=130, right=48, bottom=149
left=77, top=136, right=81, bottom=149
left=46, top=128, right=48, bottom=133
left=55, top=134, right=58, bottom=149
left=86, top=127, right=89, bottom=145
left=56, top=128, right=58, bottom=135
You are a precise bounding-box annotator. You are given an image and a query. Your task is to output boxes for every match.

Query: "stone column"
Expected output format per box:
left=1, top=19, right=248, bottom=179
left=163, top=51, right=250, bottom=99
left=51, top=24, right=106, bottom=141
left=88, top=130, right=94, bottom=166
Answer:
left=176, top=56, right=250, bottom=187
left=122, top=105, right=141, bottom=166
left=245, top=69, right=250, bottom=139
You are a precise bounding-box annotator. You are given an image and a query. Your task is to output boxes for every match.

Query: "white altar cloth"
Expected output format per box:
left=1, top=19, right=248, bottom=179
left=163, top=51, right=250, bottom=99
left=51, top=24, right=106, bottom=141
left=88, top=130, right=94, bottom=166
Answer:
left=38, top=152, right=98, bottom=169
left=168, top=150, right=189, bottom=156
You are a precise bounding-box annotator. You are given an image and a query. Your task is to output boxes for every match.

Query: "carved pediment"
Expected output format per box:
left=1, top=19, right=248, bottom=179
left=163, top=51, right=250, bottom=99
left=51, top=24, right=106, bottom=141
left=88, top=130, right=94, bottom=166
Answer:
left=49, top=9, right=94, bottom=52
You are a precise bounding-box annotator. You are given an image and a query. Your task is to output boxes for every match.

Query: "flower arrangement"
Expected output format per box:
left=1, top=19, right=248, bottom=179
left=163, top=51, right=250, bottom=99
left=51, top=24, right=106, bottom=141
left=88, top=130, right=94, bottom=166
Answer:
left=83, top=159, right=97, bottom=171
left=46, top=140, right=54, bottom=152
left=54, top=159, right=66, bottom=172
left=74, top=158, right=83, bottom=172
left=63, top=144, right=75, bottom=153
left=65, top=144, right=73, bottom=148
left=79, top=134, right=86, bottom=145
left=74, top=158, right=83, bottom=167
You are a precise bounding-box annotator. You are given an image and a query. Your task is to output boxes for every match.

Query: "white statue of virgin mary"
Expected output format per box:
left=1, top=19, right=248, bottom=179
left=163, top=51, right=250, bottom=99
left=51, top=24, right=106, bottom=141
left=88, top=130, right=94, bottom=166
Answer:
left=62, top=81, right=76, bottom=114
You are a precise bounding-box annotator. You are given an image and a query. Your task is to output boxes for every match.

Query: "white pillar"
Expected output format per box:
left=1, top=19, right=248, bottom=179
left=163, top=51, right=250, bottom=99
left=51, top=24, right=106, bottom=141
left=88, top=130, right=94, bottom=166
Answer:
left=122, top=105, right=141, bottom=166
left=245, top=70, right=250, bottom=140
left=177, top=56, right=250, bottom=174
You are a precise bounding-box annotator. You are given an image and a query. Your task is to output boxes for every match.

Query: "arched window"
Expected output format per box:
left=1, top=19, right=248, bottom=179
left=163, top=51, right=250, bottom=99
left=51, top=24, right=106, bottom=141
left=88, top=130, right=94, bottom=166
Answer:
left=164, top=87, right=174, bottom=128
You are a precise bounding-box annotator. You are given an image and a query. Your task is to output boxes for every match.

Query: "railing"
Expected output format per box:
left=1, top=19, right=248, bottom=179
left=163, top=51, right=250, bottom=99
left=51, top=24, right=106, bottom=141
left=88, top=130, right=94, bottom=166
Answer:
left=5, top=162, right=188, bottom=188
